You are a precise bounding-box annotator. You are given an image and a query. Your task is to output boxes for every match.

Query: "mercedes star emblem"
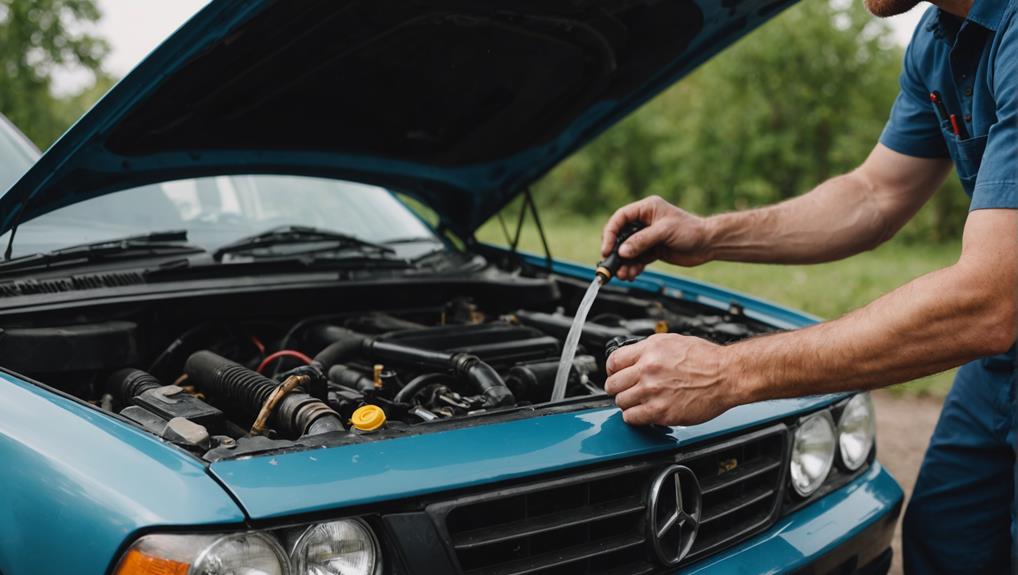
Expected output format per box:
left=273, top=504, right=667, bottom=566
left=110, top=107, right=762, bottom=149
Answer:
left=647, top=464, right=702, bottom=566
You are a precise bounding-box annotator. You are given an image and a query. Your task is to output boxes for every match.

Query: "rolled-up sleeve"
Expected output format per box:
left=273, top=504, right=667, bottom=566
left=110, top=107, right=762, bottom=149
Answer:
left=880, top=35, right=951, bottom=159
left=971, top=15, right=1018, bottom=211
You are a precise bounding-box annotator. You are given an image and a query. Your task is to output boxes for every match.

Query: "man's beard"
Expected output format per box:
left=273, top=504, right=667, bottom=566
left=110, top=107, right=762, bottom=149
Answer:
left=864, top=0, right=921, bottom=17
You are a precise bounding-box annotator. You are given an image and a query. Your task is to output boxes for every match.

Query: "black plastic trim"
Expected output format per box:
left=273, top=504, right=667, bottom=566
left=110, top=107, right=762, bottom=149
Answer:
left=419, top=423, right=790, bottom=574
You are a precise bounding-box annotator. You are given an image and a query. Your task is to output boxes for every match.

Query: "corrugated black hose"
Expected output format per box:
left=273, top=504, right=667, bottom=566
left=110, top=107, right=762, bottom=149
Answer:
left=185, top=351, right=343, bottom=438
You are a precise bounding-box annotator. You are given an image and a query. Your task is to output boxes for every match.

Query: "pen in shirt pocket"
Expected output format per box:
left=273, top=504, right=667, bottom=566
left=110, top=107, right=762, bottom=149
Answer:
left=930, top=91, right=969, bottom=139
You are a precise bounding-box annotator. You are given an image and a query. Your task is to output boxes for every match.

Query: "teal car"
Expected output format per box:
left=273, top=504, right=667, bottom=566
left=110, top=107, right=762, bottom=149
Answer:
left=0, top=0, right=901, bottom=573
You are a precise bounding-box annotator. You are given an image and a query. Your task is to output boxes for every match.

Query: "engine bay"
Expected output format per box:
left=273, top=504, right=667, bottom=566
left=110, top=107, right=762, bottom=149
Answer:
left=0, top=273, right=774, bottom=461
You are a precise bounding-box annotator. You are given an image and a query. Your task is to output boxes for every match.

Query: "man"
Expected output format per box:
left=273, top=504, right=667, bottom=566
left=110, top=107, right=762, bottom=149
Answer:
left=601, top=0, right=1018, bottom=571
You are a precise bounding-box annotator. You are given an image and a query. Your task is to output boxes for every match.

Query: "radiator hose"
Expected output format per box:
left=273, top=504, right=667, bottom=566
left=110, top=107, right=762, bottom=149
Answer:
left=313, top=325, right=514, bottom=408
left=185, top=351, right=344, bottom=437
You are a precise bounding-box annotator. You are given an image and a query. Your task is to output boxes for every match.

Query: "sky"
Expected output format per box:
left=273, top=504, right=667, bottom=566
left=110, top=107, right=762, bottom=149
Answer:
left=53, top=0, right=928, bottom=93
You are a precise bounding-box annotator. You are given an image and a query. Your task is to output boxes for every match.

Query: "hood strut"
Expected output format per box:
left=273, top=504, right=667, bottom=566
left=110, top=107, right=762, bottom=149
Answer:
left=4, top=202, right=25, bottom=261
left=497, top=188, right=553, bottom=273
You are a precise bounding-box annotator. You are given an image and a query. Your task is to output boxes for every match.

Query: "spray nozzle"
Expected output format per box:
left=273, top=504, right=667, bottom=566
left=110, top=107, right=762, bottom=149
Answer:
left=596, top=221, right=646, bottom=283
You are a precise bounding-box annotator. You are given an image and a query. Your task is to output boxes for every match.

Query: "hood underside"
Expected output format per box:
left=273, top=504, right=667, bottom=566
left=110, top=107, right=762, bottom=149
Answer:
left=0, top=0, right=796, bottom=237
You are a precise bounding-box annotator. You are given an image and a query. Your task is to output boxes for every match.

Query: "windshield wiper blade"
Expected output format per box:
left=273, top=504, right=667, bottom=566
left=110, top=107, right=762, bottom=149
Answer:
left=382, top=236, right=443, bottom=245
left=213, top=225, right=396, bottom=261
left=0, top=230, right=205, bottom=273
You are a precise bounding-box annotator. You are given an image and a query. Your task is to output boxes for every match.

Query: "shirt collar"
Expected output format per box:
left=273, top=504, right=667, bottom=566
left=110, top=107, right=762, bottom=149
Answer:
left=965, top=0, right=1008, bottom=30
left=927, top=0, right=1007, bottom=44
left=929, top=9, right=960, bottom=43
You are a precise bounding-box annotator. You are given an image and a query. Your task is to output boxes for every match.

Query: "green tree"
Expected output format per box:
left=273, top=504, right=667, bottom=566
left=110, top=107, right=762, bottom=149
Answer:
left=0, top=0, right=109, bottom=147
left=532, top=1, right=966, bottom=243
left=670, top=0, right=902, bottom=209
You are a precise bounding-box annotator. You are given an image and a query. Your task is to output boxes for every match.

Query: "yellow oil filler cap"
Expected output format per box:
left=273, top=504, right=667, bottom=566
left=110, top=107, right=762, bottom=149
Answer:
left=350, top=405, right=386, bottom=432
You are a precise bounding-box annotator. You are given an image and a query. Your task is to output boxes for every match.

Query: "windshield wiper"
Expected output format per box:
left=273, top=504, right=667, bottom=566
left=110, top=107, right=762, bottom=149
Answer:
left=382, top=236, right=443, bottom=245
left=0, top=230, right=205, bottom=273
left=213, top=225, right=397, bottom=261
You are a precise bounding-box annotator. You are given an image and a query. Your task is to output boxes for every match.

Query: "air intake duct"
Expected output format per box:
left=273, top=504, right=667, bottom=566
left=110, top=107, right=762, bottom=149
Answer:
left=108, top=368, right=163, bottom=402
left=185, top=351, right=344, bottom=437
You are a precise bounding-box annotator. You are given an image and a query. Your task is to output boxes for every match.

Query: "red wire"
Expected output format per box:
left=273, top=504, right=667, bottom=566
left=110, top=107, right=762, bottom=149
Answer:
left=257, top=350, right=313, bottom=373
left=250, top=335, right=266, bottom=356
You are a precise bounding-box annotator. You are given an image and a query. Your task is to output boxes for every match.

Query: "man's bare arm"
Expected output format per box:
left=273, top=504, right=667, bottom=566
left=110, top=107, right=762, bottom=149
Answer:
left=705, top=144, right=952, bottom=263
left=604, top=209, right=1018, bottom=426
left=727, top=208, right=1017, bottom=399
left=601, top=144, right=953, bottom=279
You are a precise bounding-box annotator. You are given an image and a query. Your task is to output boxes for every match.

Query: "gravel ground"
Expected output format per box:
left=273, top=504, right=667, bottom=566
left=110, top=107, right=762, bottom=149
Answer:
left=872, top=390, right=945, bottom=575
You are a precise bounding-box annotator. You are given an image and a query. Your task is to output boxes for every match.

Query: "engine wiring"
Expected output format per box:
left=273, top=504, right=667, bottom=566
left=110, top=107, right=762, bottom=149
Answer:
left=257, top=350, right=314, bottom=374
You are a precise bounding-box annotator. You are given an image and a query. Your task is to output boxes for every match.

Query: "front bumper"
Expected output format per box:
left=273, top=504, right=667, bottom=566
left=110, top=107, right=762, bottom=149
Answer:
left=682, top=462, right=903, bottom=574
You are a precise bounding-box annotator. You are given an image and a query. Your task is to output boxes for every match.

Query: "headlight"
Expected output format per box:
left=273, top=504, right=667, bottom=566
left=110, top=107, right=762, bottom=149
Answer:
left=838, top=393, right=876, bottom=471
left=289, top=519, right=382, bottom=575
left=114, top=532, right=289, bottom=575
left=193, top=533, right=289, bottom=575
left=113, top=519, right=383, bottom=575
left=790, top=410, right=836, bottom=497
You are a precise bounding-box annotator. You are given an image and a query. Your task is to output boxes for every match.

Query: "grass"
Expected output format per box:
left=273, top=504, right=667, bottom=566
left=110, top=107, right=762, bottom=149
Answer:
left=477, top=215, right=959, bottom=397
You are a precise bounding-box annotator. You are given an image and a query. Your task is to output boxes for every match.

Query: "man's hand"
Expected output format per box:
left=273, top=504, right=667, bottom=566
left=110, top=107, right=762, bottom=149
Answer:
left=600, top=196, right=712, bottom=281
left=604, top=333, right=739, bottom=425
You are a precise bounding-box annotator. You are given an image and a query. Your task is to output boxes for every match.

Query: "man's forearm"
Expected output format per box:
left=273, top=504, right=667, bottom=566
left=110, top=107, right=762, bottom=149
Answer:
left=701, top=146, right=950, bottom=265
left=705, top=172, right=898, bottom=264
left=724, top=216, right=1017, bottom=403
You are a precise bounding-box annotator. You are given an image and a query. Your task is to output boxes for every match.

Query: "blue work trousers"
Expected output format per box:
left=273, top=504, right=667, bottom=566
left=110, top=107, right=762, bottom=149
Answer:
left=902, top=353, right=1017, bottom=574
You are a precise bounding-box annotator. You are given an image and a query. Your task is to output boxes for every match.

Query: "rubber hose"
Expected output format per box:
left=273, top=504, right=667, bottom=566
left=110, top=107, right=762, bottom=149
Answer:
left=186, top=351, right=343, bottom=437
left=457, top=355, right=515, bottom=408
left=314, top=325, right=455, bottom=369
left=108, top=368, right=162, bottom=401
left=327, top=365, right=375, bottom=392
left=345, top=313, right=425, bottom=334
left=394, top=373, right=455, bottom=403
left=370, top=340, right=458, bottom=369
left=312, top=326, right=368, bottom=368
left=315, top=325, right=516, bottom=408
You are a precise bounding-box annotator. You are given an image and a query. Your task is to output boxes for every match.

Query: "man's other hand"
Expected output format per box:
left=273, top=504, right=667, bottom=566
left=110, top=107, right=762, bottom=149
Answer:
left=600, top=196, right=712, bottom=281
left=604, top=333, right=739, bottom=426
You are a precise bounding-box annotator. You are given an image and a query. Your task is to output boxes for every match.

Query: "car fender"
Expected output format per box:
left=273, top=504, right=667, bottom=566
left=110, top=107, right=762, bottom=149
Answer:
left=0, top=371, right=244, bottom=575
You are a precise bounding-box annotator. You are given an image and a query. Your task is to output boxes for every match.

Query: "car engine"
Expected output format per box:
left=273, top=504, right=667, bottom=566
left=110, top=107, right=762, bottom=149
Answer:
left=0, top=275, right=773, bottom=460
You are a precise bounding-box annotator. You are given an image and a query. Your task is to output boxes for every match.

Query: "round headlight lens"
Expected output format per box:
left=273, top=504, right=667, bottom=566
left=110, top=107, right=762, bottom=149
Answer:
left=290, top=519, right=381, bottom=575
left=191, top=532, right=289, bottom=575
left=838, top=393, right=876, bottom=471
left=790, top=410, right=836, bottom=497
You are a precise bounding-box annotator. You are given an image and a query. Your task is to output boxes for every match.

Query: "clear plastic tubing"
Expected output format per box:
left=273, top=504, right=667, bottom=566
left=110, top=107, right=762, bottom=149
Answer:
left=550, top=276, right=603, bottom=401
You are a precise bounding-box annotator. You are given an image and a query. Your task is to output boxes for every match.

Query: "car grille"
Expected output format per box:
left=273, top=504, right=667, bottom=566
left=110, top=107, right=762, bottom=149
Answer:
left=428, top=425, right=788, bottom=575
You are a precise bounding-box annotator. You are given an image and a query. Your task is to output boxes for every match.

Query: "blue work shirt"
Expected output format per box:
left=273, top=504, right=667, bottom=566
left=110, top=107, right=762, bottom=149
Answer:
left=880, top=0, right=1018, bottom=210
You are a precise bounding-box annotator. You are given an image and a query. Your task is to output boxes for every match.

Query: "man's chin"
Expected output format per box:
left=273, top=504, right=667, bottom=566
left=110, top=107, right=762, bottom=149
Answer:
left=864, top=0, right=921, bottom=17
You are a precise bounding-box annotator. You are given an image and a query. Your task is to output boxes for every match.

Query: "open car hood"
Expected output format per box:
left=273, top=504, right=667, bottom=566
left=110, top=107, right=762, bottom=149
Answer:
left=0, top=0, right=796, bottom=238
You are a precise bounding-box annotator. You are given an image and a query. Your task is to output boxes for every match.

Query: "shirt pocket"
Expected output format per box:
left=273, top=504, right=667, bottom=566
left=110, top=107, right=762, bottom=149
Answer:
left=941, top=119, right=989, bottom=186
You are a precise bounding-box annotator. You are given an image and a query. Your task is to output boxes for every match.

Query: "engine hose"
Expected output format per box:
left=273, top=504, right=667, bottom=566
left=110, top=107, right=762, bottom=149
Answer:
left=327, top=365, right=376, bottom=392
left=344, top=313, right=425, bottom=334
left=370, top=340, right=460, bottom=370
left=455, top=354, right=514, bottom=408
left=185, top=351, right=344, bottom=438
left=394, top=373, right=456, bottom=403
left=313, top=325, right=515, bottom=408
left=312, top=327, right=368, bottom=368
left=108, top=368, right=163, bottom=402
left=249, top=374, right=307, bottom=436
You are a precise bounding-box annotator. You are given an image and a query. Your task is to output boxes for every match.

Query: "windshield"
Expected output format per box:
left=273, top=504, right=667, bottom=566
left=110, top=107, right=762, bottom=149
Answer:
left=0, top=116, right=38, bottom=194
left=5, top=175, right=440, bottom=259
